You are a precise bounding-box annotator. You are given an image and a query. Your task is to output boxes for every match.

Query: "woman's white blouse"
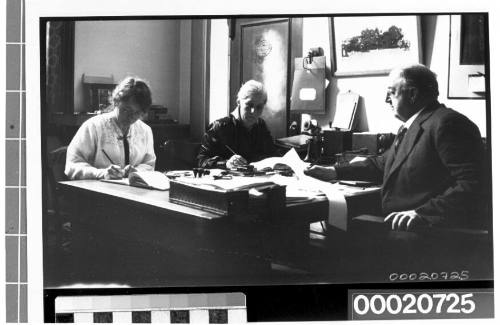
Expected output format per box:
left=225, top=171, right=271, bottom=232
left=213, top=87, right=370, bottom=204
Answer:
left=65, top=111, right=156, bottom=180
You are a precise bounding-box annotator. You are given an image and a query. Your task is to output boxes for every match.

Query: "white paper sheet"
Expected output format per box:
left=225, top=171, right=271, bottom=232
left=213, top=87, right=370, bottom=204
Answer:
left=280, top=149, right=349, bottom=230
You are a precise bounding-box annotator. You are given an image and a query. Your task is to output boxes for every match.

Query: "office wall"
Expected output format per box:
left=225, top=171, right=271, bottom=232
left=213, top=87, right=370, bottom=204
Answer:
left=71, top=16, right=488, bottom=137
left=73, top=20, right=181, bottom=119
left=302, top=15, right=487, bottom=136
left=209, top=19, right=230, bottom=123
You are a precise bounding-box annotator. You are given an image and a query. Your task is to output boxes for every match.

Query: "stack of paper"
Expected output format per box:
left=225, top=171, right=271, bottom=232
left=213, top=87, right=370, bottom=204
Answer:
left=272, top=149, right=349, bottom=231
left=175, top=176, right=275, bottom=192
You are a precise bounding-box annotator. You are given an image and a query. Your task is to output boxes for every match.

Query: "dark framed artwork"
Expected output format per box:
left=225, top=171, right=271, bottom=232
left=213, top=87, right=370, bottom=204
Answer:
left=240, top=19, right=290, bottom=138
left=330, top=15, right=422, bottom=77
left=447, top=14, right=486, bottom=99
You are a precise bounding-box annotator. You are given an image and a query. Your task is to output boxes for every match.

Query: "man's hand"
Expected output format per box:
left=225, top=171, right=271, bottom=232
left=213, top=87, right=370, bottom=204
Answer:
left=304, top=165, right=337, bottom=182
left=226, top=155, right=248, bottom=169
left=384, top=210, right=426, bottom=231
left=104, top=165, right=124, bottom=180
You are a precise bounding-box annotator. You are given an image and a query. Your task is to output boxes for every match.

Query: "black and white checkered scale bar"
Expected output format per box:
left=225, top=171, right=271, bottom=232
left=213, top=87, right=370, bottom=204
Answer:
left=55, top=293, right=246, bottom=323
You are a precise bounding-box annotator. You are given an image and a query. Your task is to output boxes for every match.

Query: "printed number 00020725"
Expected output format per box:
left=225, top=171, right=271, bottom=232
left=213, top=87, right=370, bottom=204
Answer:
left=352, top=293, right=476, bottom=316
left=389, top=271, right=469, bottom=281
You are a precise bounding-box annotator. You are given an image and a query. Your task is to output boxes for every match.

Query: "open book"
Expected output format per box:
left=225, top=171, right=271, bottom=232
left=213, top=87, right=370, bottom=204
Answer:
left=251, top=148, right=309, bottom=174
left=250, top=157, right=287, bottom=171
left=101, top=171, right=170, bottom=191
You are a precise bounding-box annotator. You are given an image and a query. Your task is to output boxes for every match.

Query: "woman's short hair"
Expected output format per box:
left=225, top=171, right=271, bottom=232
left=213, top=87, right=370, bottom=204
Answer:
left=394, top=64, right=439, bottom=99
left=112, top=77, right=152, bottom=112
left=237, top=80, right=267, bottom=103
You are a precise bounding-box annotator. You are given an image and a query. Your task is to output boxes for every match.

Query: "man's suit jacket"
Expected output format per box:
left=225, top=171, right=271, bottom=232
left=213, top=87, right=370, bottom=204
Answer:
left=336, top=101, right=486, bottom=228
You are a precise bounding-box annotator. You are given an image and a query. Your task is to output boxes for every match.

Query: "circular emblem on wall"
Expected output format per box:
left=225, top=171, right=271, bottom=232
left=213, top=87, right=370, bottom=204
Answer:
left=255, top=38, right=272, bottom=58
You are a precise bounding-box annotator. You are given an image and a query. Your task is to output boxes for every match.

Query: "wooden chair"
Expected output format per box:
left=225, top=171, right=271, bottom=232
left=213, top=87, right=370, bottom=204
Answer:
left=348, top=213, right=493, bottom=277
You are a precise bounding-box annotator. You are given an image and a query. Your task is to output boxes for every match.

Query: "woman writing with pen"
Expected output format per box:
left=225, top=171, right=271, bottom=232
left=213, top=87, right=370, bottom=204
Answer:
left=65, top=76, right=156, bottom=180
left=197, top=80, right=278, bottom=169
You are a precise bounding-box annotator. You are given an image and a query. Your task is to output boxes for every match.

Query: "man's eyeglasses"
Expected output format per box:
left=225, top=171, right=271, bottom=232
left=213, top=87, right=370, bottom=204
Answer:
left=385, top=87, right=396, bottom=103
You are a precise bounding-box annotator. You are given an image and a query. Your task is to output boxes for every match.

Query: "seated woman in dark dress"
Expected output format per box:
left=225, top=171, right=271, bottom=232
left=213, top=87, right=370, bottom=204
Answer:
left=197, top=80, right=278, bottom=169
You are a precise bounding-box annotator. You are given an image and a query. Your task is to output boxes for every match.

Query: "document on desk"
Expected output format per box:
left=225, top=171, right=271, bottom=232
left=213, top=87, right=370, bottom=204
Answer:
left=174, top=176, right=275, bottom=192
left=280, top=149, right=349, bottom=230
left=101, top=171, right=170, bottom=190
left=251, top=156, right=289, bottom=171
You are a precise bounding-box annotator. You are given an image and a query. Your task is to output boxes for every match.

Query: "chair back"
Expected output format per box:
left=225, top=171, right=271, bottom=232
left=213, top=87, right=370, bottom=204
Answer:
left=48, top=146, right=68, bottom=183
left=158, top=140, right=201, bottom=171
left=46, top=146, right=68, bottom=212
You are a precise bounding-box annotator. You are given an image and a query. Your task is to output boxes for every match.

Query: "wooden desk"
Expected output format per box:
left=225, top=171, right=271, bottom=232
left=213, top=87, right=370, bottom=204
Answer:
left=47, top=180, right=329, bottom=288
left=45, top=179, right=492, bottom=293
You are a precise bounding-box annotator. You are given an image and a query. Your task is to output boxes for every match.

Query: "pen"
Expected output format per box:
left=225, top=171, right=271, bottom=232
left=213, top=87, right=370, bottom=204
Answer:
left=225, top=145, right=237, bottom=156
left=339, top=181, right=370, bottom=188
left=101, top=149, right=116, bottom=165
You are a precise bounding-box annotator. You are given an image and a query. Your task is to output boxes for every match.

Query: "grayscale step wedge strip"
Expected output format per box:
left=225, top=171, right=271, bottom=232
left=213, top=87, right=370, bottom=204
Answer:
left=54, top=293, right=247, bottom=323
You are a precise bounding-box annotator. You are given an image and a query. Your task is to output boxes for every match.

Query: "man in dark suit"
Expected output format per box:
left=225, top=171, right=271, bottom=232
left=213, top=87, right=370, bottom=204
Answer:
left=305, top=64, right=485, bottom=231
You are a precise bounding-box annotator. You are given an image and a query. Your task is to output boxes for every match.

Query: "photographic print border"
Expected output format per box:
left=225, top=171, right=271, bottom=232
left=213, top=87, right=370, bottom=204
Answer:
left=2, top=0, right=497, bottom=323
left=4, top=0, right=28, bottom=322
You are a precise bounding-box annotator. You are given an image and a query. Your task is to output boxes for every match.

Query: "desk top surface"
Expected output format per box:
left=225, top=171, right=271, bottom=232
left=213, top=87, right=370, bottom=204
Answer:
left=60, top=180, right=223, bottom=220
left=59, top=179, right=330, bottom=221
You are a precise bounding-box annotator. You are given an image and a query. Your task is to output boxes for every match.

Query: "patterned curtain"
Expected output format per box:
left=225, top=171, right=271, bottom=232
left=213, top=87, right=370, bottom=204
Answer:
left=46, top=21, right=74, bottom=114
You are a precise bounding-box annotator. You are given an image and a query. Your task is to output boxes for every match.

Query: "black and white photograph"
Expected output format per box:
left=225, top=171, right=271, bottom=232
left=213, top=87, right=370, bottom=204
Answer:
left=8, top=0, right=497, bottom=322
left=332, top=15, right=422, bottom=76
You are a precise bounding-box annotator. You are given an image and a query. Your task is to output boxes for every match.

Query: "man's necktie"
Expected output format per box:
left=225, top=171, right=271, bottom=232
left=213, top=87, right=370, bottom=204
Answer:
left=394, top=126, right=407, bottom=153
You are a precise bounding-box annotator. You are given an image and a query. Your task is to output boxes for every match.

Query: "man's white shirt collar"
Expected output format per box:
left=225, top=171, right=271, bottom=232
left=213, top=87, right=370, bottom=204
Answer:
left=403, top=107, right=425, bottom=129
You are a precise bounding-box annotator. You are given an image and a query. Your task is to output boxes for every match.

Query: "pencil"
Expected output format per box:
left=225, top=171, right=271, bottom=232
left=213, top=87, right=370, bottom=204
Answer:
left=225, top=145, right=237, bottom=156
left=101, top=149, right=116, bottom=165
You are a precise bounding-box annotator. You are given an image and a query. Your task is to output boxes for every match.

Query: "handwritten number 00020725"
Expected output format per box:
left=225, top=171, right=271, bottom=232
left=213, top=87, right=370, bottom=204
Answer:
left=389, top=271, right=469, bottom=282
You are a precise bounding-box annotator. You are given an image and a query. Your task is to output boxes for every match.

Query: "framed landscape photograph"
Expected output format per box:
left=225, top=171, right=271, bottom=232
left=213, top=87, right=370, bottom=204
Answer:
left=331, top=15, right=422, bottom=76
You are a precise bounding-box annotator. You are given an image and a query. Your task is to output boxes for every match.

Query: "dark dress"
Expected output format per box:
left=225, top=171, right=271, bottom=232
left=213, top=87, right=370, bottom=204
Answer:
left=197, top=115, right=278, bottom=168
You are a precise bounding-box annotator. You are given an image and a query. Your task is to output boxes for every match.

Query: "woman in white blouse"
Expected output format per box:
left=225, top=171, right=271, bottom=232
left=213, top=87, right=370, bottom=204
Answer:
left=65, top=77, right=156, bottom=180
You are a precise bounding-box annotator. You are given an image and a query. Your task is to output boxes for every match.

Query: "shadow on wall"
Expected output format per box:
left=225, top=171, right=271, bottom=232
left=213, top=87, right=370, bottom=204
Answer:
left=353, top=96, right=368, bottom=132
left=315, top=77, right=339, bottom=129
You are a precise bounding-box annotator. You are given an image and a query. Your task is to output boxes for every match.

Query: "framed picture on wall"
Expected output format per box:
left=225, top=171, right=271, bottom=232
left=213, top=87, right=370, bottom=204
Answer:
left=82, top=74, right=116, bottom=112
left=330, top=15, right=422, bottom=77
left=447, top=14, right=486, bottom=99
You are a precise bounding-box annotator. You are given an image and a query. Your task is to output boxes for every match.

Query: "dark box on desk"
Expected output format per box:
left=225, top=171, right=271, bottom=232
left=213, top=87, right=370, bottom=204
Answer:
left=169, top=180, right=286, bottom=222
left=322, top=130, right=352, bottom=157
left=352, top=132, right=395, bottom=154
left=169, top=180, right=249, bottom=217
